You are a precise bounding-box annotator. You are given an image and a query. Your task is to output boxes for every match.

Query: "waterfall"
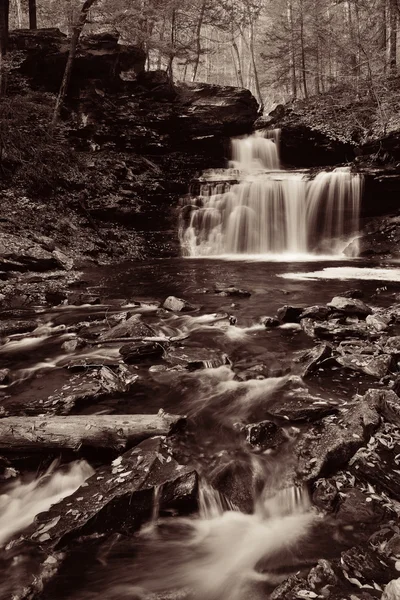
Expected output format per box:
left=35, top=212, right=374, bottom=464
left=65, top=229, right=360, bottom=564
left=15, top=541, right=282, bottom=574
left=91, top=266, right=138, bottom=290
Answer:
left=179, top=131, right=362, bottom=258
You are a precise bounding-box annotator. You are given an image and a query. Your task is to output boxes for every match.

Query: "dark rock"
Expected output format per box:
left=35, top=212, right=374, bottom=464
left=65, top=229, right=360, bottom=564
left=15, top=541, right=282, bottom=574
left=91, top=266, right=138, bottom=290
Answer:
left=120, top=341, right=164, bottom=363
left=351, top=422, right=400, bottom=501
left=301, top=318, right=372, bottom=340
left=214, top=285, right=251, bottom=297
left=300, top=305, right=331, bottom=320
left=162, top=296, right=196, bottom=312
left=243, top=420, right=286, bottom=450
left=294, top=343, right=332, bottom=377
left=2, top=437, right=198, bottom=599
left=340, top=545, right=396, bottom=585
left=307, top=559, right=338, bottom=589
left=276, top=305, right=306, bottom=323
left=341, top=289, right=364, bottom=299
left=99, top=315, right=154, bottom=341
left=312, top=479, right=338, bottom=511
left=165, top=347, right=230, bottom=370
left=336, top=487, right=386, bottom=525
left=327, top=296, right=373, bottom=318
left=344, top=215, right=400, bottom=260
left=296, top=392, right=381, bottom=481
left=268, top=391, right=339, bottom=422
left=262, top=316, right=280, bottom=328
left=0, top=232, right=59, bottom=272
left=0, top=319, right=38, bottom=336
left=40, top=366, right=137, bottom=415
left=377, top=389, right=400, bottom=424
left=269, top=575, right=309, bottom=600
left=336, top=353, right=393, bottom=378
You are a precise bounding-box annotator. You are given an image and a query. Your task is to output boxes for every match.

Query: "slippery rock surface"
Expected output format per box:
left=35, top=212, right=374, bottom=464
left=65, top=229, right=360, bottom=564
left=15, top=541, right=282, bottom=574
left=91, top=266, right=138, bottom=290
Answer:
left=2, top=437, right=198, bottom=600
left=163, top=296, right=196, bottom=312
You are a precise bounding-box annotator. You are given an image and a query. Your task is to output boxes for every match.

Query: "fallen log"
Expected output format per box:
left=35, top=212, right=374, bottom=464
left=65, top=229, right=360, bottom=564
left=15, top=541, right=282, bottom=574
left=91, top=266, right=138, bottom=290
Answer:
left=0, top=411, right=185, bottom=451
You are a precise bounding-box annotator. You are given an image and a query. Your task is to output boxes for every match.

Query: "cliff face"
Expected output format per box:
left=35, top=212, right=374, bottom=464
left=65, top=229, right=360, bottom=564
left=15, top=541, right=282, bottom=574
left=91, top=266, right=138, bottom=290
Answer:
left=5, top=29, right=259, bottom=258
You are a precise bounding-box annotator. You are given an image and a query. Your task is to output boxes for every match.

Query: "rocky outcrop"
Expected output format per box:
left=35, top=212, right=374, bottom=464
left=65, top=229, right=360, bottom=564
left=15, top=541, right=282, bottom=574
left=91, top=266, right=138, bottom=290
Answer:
left=344, top=214, right=400, bottom=259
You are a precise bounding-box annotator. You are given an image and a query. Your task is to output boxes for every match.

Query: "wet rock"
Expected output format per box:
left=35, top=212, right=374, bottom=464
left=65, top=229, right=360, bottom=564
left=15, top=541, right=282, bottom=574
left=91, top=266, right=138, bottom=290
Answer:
left=269, top=574, right=309, bottom=600
left=120, top=341, right=164, bottom=363
left=301, top=318, right=372, bottom=340
left=165, top=347, right=230, bottom=370
left=312, top=479, right=338, bottom=511
left=0, top=233, right=59, bottom=272
left=61, top=337, right=85, bottom=353
left=276, top=304, right=305, bottom=323
left=366, top=313, right=391, bottom=331
left=99, top=314, right=154, bottom=341
left=341, top=289, right=364, bottom=299
left=296, top=393, right=381, bottom=481
left=52, top=250, right=74, bottom=271
left=384, top=336, right=400, bottom=355
left=3, top=437, right=198, bottom=599
left=340, top=545, right=396, bottom=586
left=0, top=319, right=38, bottom=336
left=42, top=366, right=137, bottom=415
left=0, top=368, right=9, bottom=383
left=300, top=305, right=331, bottom=320
left=261, top=316, right=280, bottom=328
left=336, top=353, right=393, bottom=378
left=162, top=296, right=196, bottom=312
left=344, top=215, right=400, bottom=260
left=294, top=343, right=332, bottom=377
left=243, top=420, right=286, bottom=450
left=268, top=390, right=339, bottom=422
left=214, top=285, right=251, bottom=297
left=383, top=578, right=400, bottom=600
left=336, top=487, right=387, bottom=525
left=350, top=422, right=400, bottom=501
left=307, top=559, right=338, bottom=589
left=376, top=389, right=400, bottom=424
left=327, top=296, right=373, bottom=318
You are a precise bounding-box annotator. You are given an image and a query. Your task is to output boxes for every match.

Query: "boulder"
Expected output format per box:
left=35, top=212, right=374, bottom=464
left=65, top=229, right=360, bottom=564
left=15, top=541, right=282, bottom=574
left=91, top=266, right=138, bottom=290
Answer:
left=214, top=285, right=251, bottom=297
left=276, top=304, right=305, bottom=323
left=0, top=232, right=59, bottom=272
left=294, top=343, right=332, bottom=377
left=120, top=341, right=164, bottom=363
left=327, top=296, right=372, bottom=318
left=262, top=316, right=280, bottom=328
left=243, top=420, right=286, bottom=450
left=99, top=314, right=154, bottom=341
left=2, top=437, right=198, bottom=599
left=300, top=305, right=331, bottom=320
left=162, top=296, right=196, bottom=312
left=165, top=347, right=230, bottom=370
left=344, top=215, right=400, bottom=260
left=336, top=353, right=392, bottom=378
left=366, top=312, right=391, bottom=331
left=296, top=392, right=381, bottom=481
left=384, top=336, right=400, bottom=355
left=383, top=579, right=400, bottom=600
left=52, top=250, right=74, bottom=271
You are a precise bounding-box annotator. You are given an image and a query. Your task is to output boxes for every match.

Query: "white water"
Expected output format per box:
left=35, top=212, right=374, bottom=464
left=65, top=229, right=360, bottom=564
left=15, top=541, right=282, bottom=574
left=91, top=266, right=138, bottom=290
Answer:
left=179, top=131, right=362, bottom=258
left=0, top=460, right=94, bottom=546
left=280, top=266, right=400, bottom=281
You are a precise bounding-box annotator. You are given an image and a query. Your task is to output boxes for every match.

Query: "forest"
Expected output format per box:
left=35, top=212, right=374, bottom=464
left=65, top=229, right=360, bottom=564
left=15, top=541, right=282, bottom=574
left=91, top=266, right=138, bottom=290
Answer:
left=1, top=1, right=400, bottom=600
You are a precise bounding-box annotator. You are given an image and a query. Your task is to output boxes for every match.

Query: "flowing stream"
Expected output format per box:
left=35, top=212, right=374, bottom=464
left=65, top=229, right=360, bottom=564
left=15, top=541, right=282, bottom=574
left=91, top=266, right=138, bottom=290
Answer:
left=179, top=131, right=362, bottom=258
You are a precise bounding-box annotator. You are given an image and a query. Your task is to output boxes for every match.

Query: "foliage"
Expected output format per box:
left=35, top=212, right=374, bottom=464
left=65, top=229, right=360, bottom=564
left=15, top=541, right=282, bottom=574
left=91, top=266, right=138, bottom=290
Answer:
left=0, top=91, right=80, bottom=194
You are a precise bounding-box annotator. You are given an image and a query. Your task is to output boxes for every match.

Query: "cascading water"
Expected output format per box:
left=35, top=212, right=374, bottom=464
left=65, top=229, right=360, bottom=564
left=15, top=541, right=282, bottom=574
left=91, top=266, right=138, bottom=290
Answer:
left=179, top=130, right=362, bottom=258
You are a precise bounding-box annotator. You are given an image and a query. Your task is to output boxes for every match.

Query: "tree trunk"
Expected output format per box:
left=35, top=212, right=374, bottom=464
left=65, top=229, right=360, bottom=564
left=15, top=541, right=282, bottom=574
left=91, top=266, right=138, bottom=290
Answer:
left=287, top=0, right=297, bottom=98
left=0, top=414, right=186, bottom=451
left=192, top=0, right=206, bottom=81
left=231, top=31, right=244, bottom=87
left=28, top=0, right=37, bottom=29
left=389, top=0, right=397, bottom=73
left=166, top=7, right=176, bottom=79
left=0, top=0, right=9, bottom=96
left=246, top=4, right=263, bottom=108
left=14, top=0, right=23, bottom=28
left=52, top=0, right=98, bottom=127
left=299, top=0, right=308, bottom=98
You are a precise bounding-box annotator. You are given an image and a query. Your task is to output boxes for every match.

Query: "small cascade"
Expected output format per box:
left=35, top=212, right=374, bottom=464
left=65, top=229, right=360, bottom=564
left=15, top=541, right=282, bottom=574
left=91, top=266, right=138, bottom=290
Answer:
left=179, top=131, right=362, bottom=258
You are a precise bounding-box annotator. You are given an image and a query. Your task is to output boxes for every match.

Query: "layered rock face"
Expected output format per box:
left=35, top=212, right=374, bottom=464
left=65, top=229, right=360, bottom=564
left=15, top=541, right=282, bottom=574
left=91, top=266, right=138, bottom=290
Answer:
left=9, top=29, right=259, bottom=239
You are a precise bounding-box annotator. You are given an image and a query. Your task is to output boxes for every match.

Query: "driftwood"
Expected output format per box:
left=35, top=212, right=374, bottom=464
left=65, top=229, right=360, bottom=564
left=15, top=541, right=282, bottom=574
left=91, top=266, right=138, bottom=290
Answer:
left=0, top=412, right=185, bottom=451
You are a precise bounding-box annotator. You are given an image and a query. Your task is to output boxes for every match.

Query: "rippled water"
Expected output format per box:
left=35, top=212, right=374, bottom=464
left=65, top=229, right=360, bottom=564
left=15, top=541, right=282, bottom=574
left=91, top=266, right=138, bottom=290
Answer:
left=2, top=257, right=400, bottom=599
